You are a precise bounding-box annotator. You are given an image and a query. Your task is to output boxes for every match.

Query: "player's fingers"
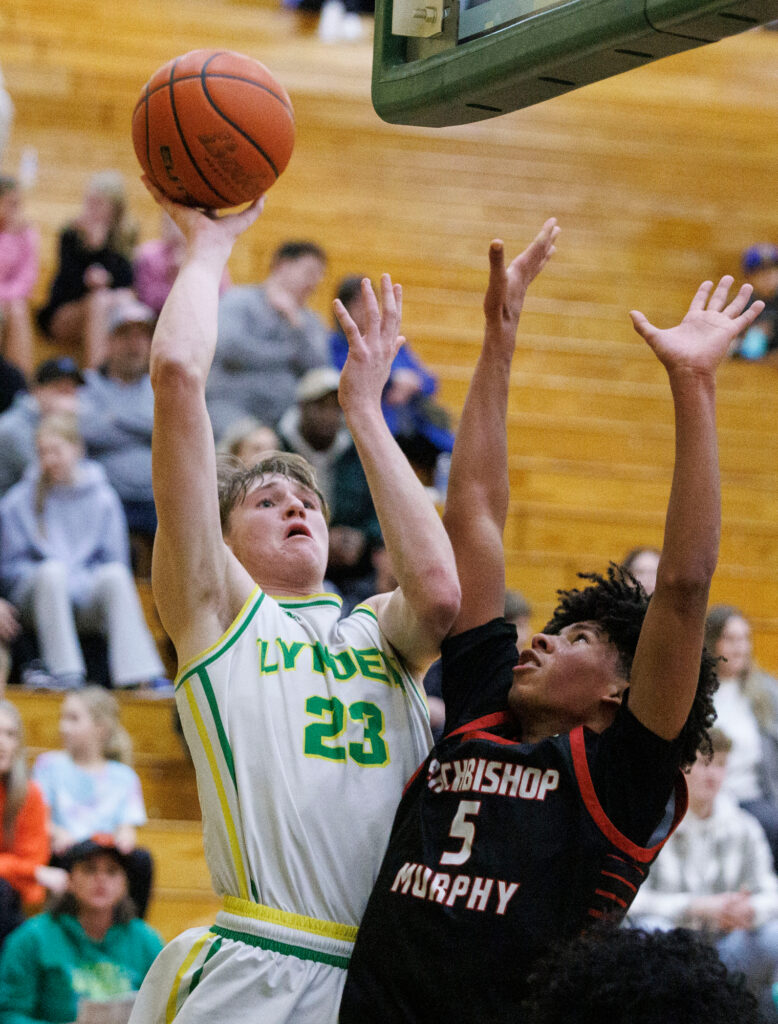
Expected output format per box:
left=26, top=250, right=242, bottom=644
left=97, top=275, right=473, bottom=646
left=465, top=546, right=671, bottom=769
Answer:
left=362, top=277, right=381, bottom=336
left=629, top=309, right=657, bottom=343
left=333, top=298, right=359, bottom=345
left=731, top=298, right=765, bottom=334
left=705, top=275, right=735, bottom=313
left=484, top=240, right=506, bottom=315
left=687, top=280, right=714, bottom=312
left=722, top=281, right=753, bottom=319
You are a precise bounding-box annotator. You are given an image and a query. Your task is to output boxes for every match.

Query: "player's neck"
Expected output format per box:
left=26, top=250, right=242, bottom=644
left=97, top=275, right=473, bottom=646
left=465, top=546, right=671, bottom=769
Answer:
left=254, top=572, right=329, bottom=599
left=519, top=708, right=610, bottom=744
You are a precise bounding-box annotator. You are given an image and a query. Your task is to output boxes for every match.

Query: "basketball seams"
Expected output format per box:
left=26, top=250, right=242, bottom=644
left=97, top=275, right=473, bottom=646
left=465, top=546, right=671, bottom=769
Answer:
left=166, top=57, right=232, bottom=207
left=199, top=62, right=280, bottom=180
left=140, top=74, right=294, bottom=119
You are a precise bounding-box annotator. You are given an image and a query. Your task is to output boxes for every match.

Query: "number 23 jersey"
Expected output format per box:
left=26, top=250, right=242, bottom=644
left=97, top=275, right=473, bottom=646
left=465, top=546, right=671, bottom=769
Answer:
left=174, top=587, right=432, bottom=927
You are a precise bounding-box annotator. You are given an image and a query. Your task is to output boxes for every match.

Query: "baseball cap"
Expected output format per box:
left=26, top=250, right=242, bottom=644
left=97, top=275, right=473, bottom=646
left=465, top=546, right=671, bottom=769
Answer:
left=741, top=243, right=778, bottom=274
left=296, top=367, right=340, bottom=404
left=34, top=356, right=85, bottom=387
left=108, top=299, right=156, bottom=335
left=62, top=834, right=132, bottom=874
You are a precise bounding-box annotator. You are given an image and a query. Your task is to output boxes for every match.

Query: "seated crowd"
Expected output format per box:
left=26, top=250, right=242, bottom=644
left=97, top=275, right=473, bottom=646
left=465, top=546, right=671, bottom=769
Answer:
left=2, top=163, right=778, bottom=1020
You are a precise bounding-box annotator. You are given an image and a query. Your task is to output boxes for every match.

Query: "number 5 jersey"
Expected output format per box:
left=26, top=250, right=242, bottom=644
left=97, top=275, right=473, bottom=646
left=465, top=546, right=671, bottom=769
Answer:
left=339, top=617, right=688, bottom=1024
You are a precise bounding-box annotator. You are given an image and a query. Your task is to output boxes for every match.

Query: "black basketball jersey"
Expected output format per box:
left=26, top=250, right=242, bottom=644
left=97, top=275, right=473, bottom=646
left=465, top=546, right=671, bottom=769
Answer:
left=339, top=618, right=687, bottom=1024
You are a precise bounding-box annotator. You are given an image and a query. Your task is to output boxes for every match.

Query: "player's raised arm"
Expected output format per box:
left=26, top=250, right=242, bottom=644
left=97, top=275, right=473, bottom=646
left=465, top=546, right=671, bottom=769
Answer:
left=334, top=277, right=460, bottom=676
left=444, top=219, right=559, bottom=636
left=142, top=178, right=264, bottom=652
left=627, top=278, right=765, bottom=739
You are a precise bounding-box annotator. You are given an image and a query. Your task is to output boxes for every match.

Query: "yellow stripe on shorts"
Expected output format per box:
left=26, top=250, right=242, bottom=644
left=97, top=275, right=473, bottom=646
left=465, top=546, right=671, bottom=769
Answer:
left=223, top=894, right=358, bottom=942
left=165, top=932, right=213, bottom=1024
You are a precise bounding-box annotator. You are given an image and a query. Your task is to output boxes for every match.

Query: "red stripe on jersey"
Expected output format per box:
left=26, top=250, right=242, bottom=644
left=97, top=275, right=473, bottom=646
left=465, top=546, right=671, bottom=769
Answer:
left=448, top=711, right=511, bottom=738
left=569, top=725, right=688, bottom=864
left=601, top=870, right=637, bottom=893
left=403, top=758, right=428, bottom=796
left=588, top=908, right=605, bottom=919
left=595, top=888, right=628, bottom=909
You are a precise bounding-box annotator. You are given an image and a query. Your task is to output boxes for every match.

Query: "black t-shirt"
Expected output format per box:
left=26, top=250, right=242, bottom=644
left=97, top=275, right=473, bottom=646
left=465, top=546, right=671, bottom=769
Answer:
left=340, top=618, right=686, bottom=1024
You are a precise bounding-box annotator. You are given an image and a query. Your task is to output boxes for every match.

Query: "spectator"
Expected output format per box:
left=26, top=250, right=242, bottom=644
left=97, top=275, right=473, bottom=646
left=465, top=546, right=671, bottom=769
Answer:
left=621, top=545, right=661, bottom=595
left=133, top=209, right=231, bottom=314
left=0, top=355, right=83, bottom=498
left=522, top=924, right=761, bottom=1024
left=732, top=243, right=778, bottom=360
left=0, top=174, right=39, bottom=378
left=36, top=170, right=137, bottom=367
left=0, top=700, right=66, bottom=950
left=32, top=688, right=154, bottom=918
left=706, top=603, right=778, bottom=867
left=277, top=367, right=349, bottom=506
left=0, top=835, right=163, bottom=1023
left=0, top=413, right=164, bottom=690
left=78, top=299, right=157, bottom=543
left=206, top=239, right=329, bottom=437
left=216, top=415, right=279, bottom=467
left=331, top=275, right=443, bottom=440
left=630, top=727, right=778, bottom=1018
left=0, top=600, right=20, bottom=693
left=0, top=64, right=12, bottom=162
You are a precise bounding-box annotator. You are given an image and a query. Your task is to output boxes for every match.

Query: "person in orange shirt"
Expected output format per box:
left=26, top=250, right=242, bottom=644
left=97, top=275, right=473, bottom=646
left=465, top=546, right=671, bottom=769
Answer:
left=0, top=699, right=66, bottom=947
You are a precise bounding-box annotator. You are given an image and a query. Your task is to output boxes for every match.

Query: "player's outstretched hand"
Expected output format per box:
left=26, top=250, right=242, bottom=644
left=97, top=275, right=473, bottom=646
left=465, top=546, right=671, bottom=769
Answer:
left=484, top=217, right=559, bottom=339
left=630, top=277, right=765, bottom=377
left=141, top=175, right=264, bottom=258
left=334, top=274, right=403, bottom=415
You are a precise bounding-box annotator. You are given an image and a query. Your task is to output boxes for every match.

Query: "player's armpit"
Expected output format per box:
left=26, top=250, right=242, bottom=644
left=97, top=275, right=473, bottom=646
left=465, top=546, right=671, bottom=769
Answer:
left=366, top=589, right=445, bottom=680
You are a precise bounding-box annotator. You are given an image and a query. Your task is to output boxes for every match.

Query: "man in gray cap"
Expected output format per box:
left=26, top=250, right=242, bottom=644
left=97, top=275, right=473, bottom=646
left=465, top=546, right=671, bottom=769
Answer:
left=79, top=299, right=158, bottom=543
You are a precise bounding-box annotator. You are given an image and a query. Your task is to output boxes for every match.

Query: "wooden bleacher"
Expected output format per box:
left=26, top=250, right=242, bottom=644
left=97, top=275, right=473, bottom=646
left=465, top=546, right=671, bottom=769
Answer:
left=3, top=0, right=778, bottom=936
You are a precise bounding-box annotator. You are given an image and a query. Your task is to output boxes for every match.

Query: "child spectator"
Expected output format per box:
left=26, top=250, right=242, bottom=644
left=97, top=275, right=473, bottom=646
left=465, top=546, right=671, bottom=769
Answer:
left=0, top=355, right=83, bottom=498
left=36, top=170, right=137, bottom=367
left=0, top=700, right=66, bottom=949
left=630, top=727, right=778, bottom=1018
left=215, top=415, right=279, bottom=467
left=0, top=413, right=164, bottom=690
left=32, top=688, right=154, bottom=918
left=0, top=835, right=163, bottom=1023
left=621, top=545, right=661, bottom=595
left=706, top=604, right=778, bottom=868
left=0, top=174, right=38, bottom=378
left=0, top=602, right=20, bottom=694
left=133, top=209, right=230, bottom=314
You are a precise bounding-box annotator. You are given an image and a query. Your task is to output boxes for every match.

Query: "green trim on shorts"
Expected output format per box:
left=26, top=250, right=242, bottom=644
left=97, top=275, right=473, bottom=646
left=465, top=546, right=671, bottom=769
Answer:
left=188, top=934, right=223, bottom=998
left=210, top=925, right=351, bottom=969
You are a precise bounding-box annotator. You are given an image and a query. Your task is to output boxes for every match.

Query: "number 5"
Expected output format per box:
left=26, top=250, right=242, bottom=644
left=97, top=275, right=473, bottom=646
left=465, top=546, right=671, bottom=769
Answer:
left=440, top=800, right=481, bottom=866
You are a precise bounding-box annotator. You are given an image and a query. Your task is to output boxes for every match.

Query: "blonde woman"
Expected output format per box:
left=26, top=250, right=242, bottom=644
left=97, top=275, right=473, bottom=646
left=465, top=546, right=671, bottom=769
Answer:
left=0, top=413, right=165, bottom=689
left=32, top=687, right=154, bottom=918
left=36, top=170, right=137, bottom=366
left=0, top=700, right=66, bottom=948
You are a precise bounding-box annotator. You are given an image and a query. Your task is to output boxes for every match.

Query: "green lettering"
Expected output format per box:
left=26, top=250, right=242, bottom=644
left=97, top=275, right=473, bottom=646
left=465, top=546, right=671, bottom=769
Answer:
left=354, top=647, right=390, bottom=684
left=258, top=639, right=279, bottom=674
left=277, top=639, right=305, bottom=670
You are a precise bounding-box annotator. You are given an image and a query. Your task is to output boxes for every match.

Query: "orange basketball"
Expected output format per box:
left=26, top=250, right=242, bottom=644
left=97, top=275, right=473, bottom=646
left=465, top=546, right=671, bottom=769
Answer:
left=132, top=49, right=295, bottom=209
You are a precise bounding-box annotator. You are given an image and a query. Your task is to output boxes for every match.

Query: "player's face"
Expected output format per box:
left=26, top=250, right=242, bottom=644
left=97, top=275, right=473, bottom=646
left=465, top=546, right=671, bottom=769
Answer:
left=508, top=622, right=626, bottom=734
left=715, top=615, right=751, bottom=680
left=226, top=474, right=329, bottom=591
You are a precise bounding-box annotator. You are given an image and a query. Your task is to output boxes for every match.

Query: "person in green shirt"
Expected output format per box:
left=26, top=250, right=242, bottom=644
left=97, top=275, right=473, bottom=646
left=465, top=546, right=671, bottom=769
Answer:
left=0, top=836, right=162, bottom=1024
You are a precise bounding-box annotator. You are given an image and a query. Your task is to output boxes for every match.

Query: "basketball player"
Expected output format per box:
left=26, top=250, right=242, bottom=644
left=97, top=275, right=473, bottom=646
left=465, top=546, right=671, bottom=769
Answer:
left=338, top=221, right=766, bottom=1023
left=129, top=182, right=460, bottom=1024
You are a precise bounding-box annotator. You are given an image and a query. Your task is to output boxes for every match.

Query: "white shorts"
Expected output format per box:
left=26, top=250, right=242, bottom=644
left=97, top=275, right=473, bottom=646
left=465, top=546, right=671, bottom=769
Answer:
left=129, top=897, right=356, bottom=1024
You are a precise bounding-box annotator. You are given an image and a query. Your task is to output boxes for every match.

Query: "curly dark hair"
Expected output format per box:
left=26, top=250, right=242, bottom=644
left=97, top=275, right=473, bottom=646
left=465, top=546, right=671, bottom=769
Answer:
left=522, top=924, right=761, bottom=1024
left=544, top=564, right=718, bottom=769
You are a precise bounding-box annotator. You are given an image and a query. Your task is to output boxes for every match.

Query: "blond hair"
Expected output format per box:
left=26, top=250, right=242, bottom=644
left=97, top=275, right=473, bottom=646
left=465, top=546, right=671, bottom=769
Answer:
left=82, top=170, right=138, bottom=257
left=0, top=701, right=30, bottom=847
left=34, top=412, right=83, bottom=528
left=217, top=451, right=329, bottom=533
left=72, top=686, right=133, bottom=765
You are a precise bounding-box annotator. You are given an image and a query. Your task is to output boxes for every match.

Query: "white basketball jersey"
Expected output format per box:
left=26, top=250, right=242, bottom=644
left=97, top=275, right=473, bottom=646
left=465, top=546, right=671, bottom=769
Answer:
left=175, top=588, right=432, bottom=927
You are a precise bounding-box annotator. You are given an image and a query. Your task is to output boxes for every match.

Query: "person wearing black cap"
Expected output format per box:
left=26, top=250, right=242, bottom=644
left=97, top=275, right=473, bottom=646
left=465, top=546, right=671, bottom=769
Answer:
left=0, top=835, right=163, bottom=1024
left=732, top=243, right=778, bottom=360
left=0, top=355, right=83, bottom=497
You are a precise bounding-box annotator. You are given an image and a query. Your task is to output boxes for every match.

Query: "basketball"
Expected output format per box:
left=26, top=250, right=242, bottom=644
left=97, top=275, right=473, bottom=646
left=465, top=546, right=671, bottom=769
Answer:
left=132, top=49, right=295, bottom=209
